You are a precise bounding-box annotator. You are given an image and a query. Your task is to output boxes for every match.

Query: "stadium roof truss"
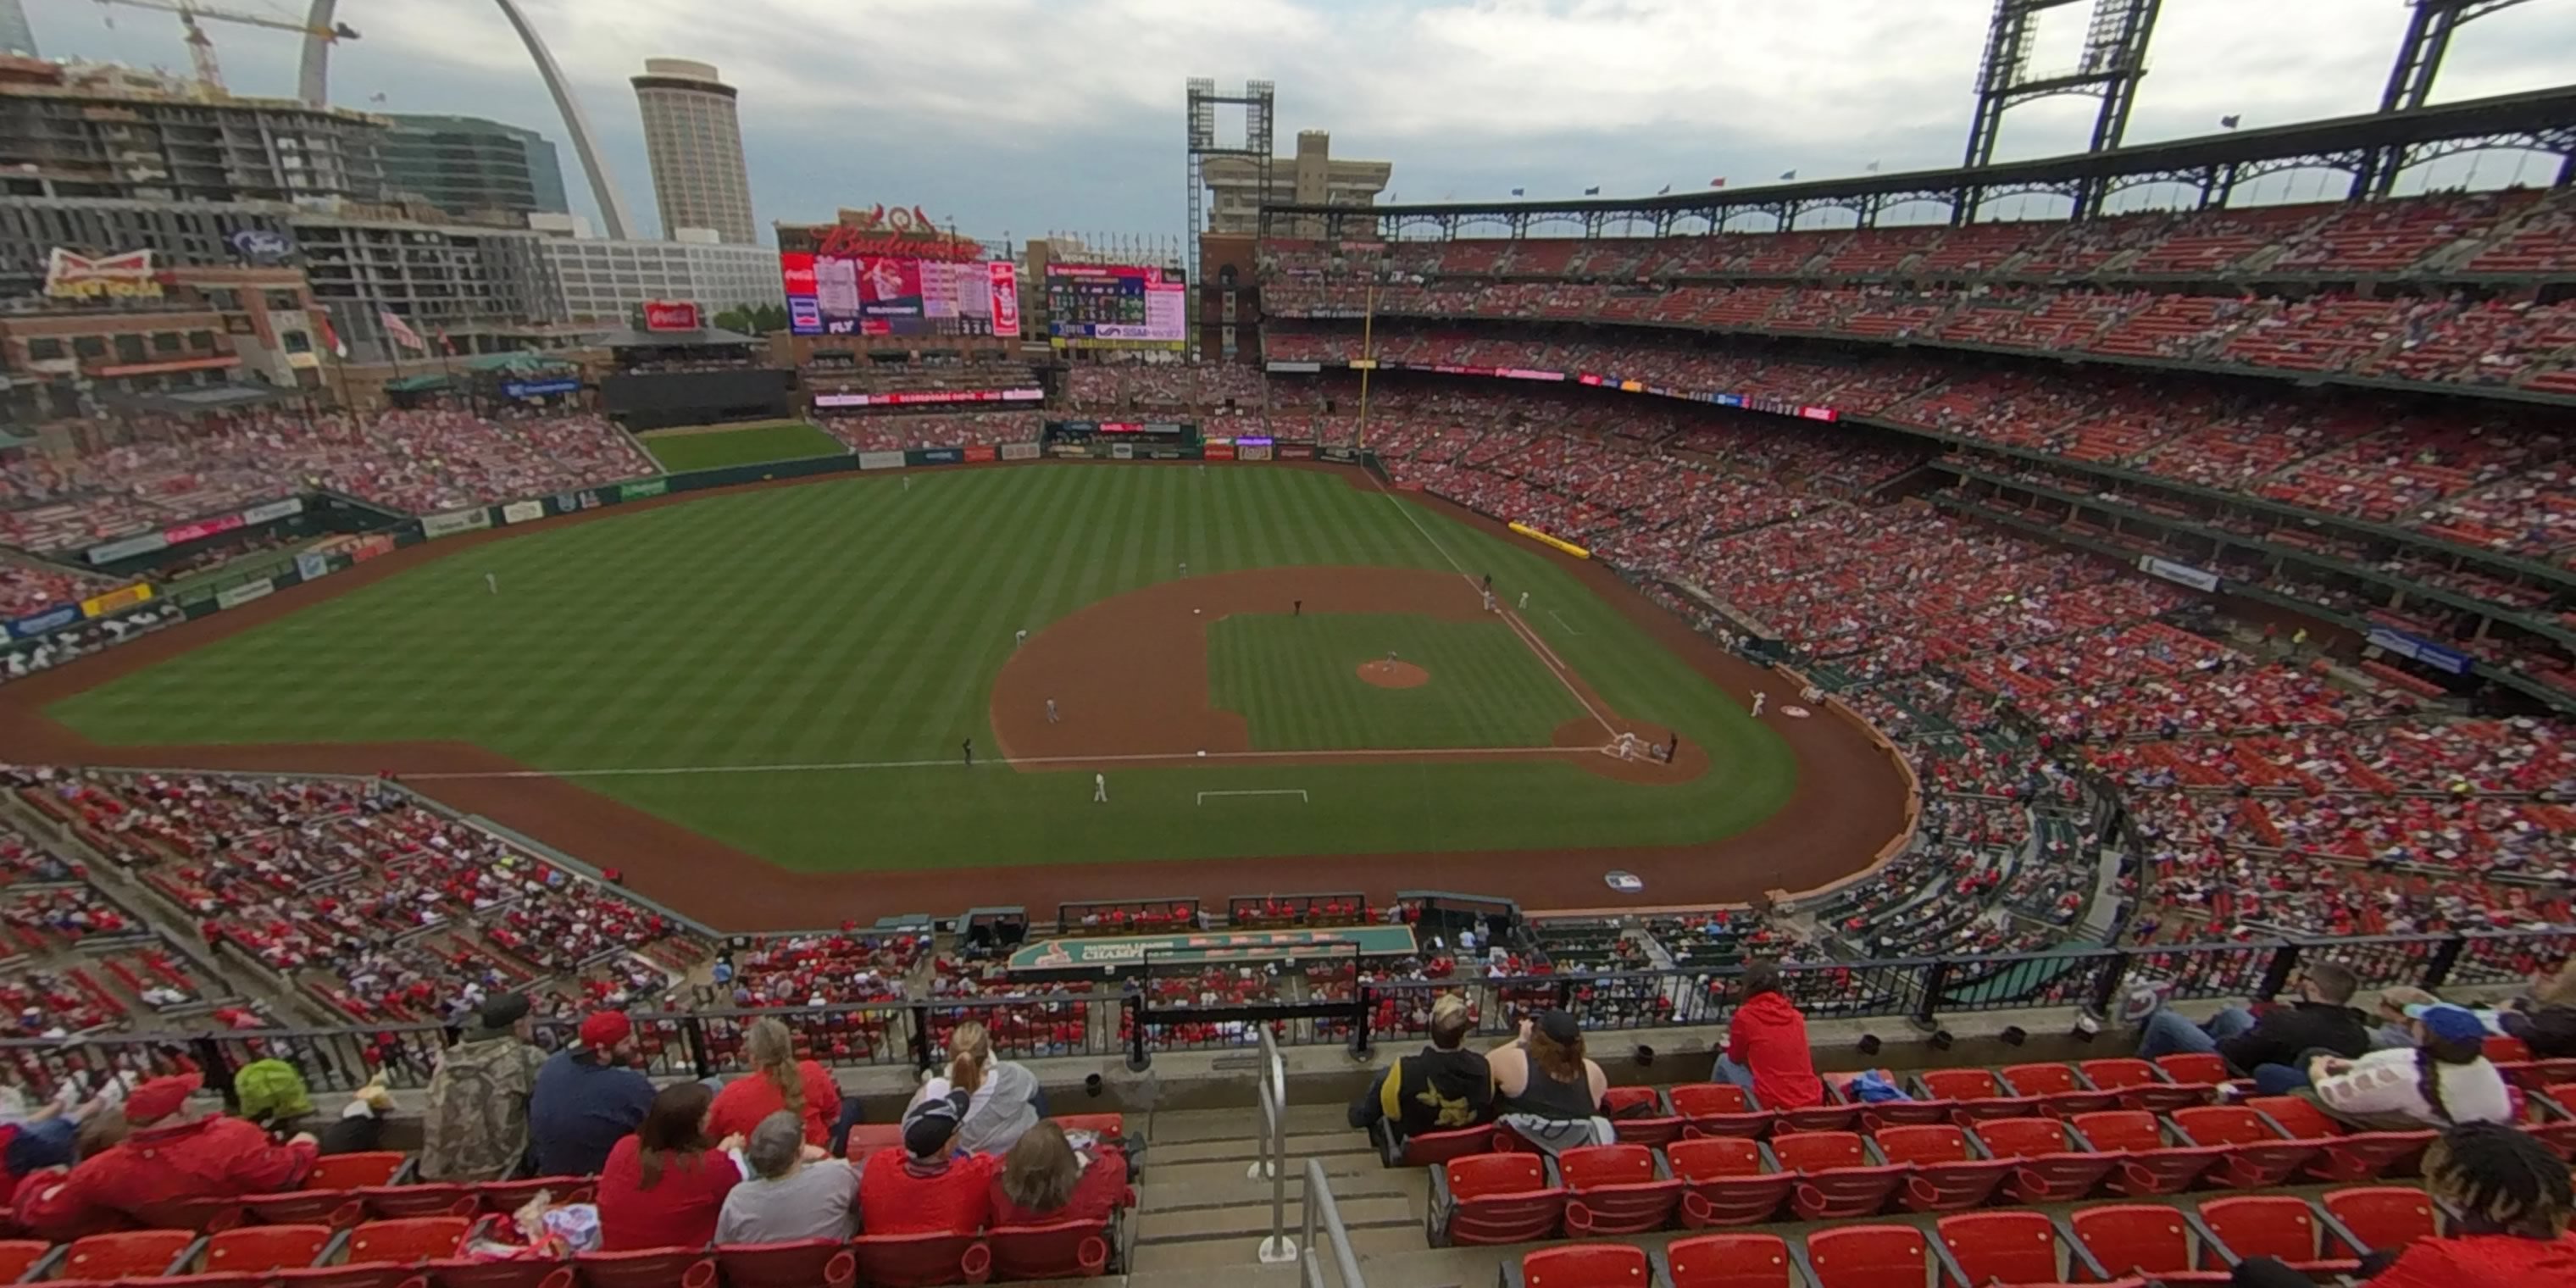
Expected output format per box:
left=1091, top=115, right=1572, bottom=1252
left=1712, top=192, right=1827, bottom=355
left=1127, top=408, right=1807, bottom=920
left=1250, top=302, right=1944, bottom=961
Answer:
left=1258, top=86, right=2576, bottom=241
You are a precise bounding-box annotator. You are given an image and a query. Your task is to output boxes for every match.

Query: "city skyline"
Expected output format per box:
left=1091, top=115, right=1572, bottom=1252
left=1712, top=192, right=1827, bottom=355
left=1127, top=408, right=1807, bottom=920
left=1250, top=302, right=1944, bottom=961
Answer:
left=18, top=0, right=2576, bottom=241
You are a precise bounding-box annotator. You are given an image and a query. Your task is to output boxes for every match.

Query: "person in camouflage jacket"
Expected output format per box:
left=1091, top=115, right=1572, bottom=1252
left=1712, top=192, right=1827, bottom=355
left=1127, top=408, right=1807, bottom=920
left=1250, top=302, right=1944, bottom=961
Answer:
left=421, top=992, right=548, bottom=1182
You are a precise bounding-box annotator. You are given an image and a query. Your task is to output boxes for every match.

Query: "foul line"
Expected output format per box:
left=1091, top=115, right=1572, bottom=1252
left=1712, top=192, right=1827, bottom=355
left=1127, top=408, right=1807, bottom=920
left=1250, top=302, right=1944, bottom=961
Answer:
left=1547, top=609, right=1584, bottom=636
left=395, top=744, right=1574, bottom=782
left=1196, top=789, right=1310, bottom=803
left=1362, top=471, right=1617, bottom=739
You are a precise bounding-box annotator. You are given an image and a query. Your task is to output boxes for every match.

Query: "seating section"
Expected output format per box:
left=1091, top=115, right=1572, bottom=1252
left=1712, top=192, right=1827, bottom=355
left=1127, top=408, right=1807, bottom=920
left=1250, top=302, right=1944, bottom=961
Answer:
left=819, top=413, right=1041, bottom=453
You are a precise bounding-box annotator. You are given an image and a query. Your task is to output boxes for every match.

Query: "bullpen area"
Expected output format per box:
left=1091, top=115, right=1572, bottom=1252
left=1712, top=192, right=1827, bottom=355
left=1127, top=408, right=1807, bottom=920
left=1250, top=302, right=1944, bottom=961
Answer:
left=3, top=463, right=1910, bottom=929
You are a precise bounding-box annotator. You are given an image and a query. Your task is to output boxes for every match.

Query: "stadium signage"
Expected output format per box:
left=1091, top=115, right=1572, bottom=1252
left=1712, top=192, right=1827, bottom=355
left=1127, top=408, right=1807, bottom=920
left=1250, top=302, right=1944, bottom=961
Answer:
left=858, top=451, right=907, bottom=470
left=83, top=532, right=169, bottom=564
left=215, top=578, right=275, bottom=609
left=642, top=300, right=702, bottom=332
left=811, top=388, right=1041, bottom=408
left=80, top=583, right=153, bottom=619
left=2137, top=556, right=2220, bottom=593
left=916, top=448, right=963, bottom=464
left=1000, top=442, right=1041, bottom=461
left=619, top=480, right=669, bottom=501
left=242, top=498, right=304, bottom=525
left=502, top=500, right=547, bottom=525
left=1279, top=443, right=1316, bottom=460
left=2366, top=626, right=2473, bottom=677
left=963, top=446, right=999, bottom=463
left=164, top=514, right=247, bottom=545
left=503, top=379, right=581, bottom=398
left=421, top=508, right=491, bottom=540
left=44, top=247, right=162, bottom=299
left=1265, top=361, right=1323, bottom=374
left=1008, top=924, right=1418, bottom=969
left=227, top=229, right=294, bottom=262
left=297, top=552, right=330, bottom=582
left=6, top=605, right=81, bottom=641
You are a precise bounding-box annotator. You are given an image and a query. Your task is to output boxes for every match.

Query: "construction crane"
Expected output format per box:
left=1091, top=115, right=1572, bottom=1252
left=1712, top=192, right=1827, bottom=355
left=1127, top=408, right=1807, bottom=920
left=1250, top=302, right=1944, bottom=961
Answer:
left=87, top=0, right=358, bottom=99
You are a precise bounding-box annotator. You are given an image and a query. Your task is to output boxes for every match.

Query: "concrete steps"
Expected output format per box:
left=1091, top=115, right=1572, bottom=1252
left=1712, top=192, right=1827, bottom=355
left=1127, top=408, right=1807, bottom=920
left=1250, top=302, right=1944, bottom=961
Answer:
left=1128, top=1103, right=1425, bottom=1275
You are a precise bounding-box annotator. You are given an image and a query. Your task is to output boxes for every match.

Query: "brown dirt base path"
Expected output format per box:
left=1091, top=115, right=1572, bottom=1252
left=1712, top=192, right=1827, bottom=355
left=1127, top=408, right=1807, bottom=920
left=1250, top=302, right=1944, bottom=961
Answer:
left=0, top=462, right=1914, bottom=930
left=988, top=565, right=1704, bottom=785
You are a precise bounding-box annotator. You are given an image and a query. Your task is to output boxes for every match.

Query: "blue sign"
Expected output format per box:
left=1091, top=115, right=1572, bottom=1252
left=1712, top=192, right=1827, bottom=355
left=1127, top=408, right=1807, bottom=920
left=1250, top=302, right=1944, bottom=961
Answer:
left=7, top=604, right=81, bottom=641
left=502, top=378, right=580, bottom=398
left=789, top=298, right=822, bottom=330
left=2366, top=626, right=2473, bottom=676
left=917, top=448, right=963, bottom=464
left=228, top=229, right=294, bottom=261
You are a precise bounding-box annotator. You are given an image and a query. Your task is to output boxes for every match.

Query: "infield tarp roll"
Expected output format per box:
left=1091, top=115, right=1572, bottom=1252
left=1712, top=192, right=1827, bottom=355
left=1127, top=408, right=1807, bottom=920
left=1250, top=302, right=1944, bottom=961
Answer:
left=1508, top=522, right=1591, bottom=559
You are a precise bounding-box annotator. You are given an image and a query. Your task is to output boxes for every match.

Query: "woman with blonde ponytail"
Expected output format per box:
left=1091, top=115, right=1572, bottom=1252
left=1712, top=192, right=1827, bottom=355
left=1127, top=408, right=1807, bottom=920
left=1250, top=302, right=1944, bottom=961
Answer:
left=908, top=1021, right=1041, bottom=1157
left=708, top=1017, right=847, bottom=1148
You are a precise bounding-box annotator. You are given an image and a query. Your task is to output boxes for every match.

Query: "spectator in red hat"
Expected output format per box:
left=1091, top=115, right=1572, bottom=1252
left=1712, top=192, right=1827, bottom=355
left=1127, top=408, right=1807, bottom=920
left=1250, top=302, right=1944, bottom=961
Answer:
left=14, top=1074, right=316, bottom=1239
left=532, top=1009, right=656, bottom=1176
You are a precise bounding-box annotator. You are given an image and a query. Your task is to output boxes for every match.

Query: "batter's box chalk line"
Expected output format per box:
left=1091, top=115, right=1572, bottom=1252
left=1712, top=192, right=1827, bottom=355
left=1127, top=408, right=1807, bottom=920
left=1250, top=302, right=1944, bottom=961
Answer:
left=1196, top=789, right=1310, bottom=804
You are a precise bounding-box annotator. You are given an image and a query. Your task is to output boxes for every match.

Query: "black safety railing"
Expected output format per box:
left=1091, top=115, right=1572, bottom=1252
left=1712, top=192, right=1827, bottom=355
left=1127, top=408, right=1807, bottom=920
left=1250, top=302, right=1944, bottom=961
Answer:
left=6, top=928, right=2564, bottom=1104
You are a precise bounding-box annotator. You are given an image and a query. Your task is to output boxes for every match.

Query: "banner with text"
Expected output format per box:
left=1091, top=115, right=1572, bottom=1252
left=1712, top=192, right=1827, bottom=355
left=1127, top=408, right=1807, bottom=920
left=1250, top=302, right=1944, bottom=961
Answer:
left=501, top=500, right=547, bottom=525
left=215, top=578, right=275, bottom=610
left=2137, top=556, right=2220, bottom=593
left=619, top=480, right=669, bottom=502
left=421, top=508, right=491, bottom=540
left=858, top=451, right=908, bottom=471
left=297, top=552, right=330, bottom=581
left=2366, top=626, right=2473, bottom=676
left=1000, top=441, right=1042, bottom=461
left=80, top=583, right=154, bottom=618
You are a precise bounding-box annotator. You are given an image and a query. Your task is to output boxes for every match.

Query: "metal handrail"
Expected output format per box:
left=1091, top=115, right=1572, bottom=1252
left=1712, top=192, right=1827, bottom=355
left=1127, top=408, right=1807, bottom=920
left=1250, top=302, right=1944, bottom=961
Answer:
left=1253, top=1024, right=1294, bottom=1263
left=1299, top=1157, right=1367, bottom=1288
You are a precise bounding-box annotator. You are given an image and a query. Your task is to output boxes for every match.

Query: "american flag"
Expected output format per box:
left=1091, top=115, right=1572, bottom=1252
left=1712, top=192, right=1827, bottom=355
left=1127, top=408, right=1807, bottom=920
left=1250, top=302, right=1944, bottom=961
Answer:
left=379, top=309, right=425, bottom=353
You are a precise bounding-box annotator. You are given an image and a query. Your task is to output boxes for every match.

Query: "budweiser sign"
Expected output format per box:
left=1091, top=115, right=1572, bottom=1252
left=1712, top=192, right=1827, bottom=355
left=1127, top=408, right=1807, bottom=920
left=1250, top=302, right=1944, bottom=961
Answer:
left=641, top=300, right=701, bottom=331
left=45, top=248, right=163, bottom=300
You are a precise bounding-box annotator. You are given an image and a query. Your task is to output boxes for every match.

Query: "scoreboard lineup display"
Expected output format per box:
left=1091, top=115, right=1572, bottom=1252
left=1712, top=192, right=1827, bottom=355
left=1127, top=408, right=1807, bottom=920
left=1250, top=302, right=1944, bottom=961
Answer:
left=1046, top=264, right=1187, bottom=350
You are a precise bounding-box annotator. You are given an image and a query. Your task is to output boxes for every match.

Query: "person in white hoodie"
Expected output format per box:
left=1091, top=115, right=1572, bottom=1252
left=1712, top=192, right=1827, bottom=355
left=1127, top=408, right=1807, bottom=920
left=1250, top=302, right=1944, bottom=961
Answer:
left=912, top=1021, right=1042, bottom=1157
left=2299, top=1002, right=2512, bottom=1132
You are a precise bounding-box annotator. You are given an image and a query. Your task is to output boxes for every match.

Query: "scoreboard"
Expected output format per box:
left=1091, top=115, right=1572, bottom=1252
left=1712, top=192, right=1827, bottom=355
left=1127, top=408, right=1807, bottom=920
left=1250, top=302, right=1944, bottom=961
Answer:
left=1045, top=264, right=1186, bottom=350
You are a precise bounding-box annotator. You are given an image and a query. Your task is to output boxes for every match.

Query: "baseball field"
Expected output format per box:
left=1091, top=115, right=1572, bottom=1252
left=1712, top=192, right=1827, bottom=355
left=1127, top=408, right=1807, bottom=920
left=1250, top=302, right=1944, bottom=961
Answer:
left=4, top=462, right=1913, bottom=928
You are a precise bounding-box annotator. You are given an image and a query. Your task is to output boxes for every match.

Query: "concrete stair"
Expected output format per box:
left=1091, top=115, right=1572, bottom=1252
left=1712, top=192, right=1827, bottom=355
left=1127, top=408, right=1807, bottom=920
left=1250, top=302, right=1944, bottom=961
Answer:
left=1126, top=1102, right=1429, bottom=1279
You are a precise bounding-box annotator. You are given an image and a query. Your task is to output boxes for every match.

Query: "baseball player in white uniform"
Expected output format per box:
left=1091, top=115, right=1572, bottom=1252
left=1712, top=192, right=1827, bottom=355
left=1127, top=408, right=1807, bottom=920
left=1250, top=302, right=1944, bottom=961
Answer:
left=485, top=572, right=497, bottom=595
left=1015, top=628, right=1027, bottom=647
left=1518, top=591, right=1530, bottom=609
left=1046, top=698, right=1060, bottom=724
left=1092, top=773, right=1108, bottom=803
left=1751, top=691, right=1768, bottom=718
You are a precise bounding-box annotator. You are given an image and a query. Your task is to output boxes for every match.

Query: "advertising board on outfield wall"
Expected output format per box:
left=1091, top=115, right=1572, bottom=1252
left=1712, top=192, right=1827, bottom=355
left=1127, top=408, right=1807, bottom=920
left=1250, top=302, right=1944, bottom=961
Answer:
left=858, top=451, right=907, bottom=471
left=914, top=448, right=963, bottom=465
left=1278, top=443, right=1316, bottom=459
left=82, top=497, right=306, bottom=566
left=1000, top=442, right=1041, bottom=461
left=215, top=578, right=275, bottom=610
left=619, top=480, right=669, bottom=502
left=297, top=552, right=330, bottom=581
left=422, top=508, right=492, bottom=540
left=501, top=500, right=547, bottom=525
left=80, top=583, right=153, bottom=618
left=5, top=605, right=81, bottom=640
left=963, top=446, right=998, bottom=463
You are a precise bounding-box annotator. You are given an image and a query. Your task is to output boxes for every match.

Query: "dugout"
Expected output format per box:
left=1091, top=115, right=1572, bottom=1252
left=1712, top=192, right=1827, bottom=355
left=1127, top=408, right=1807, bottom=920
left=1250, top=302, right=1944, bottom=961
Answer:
left=1227, top=891, right=1369, bottom=930
left=594, top=327, right=789, bottom=430
left=1058, top=897, right=1200, bottom=936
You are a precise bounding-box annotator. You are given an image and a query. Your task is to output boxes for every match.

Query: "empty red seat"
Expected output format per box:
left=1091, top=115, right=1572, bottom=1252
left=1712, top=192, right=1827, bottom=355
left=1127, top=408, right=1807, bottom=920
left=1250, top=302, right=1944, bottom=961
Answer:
left=1047, top=1113, right=1124, bottom=1138
left=2069, top=1203, right=2229, bottom=1285
left=2155, top=1053, right=2233, bottom=1088
left=1665, top=1136, right=1796, bottom=1227
left=847, top=1234, right=991, bottom=1288
left=1556, top=1144, right=1680, bottom=1235
left=2171, top=1105, right=2323, bottom=1188
left=2198, top=1196, right=2362, bottom=1275
left=2001, top=1063, right=2118, bottom=1117
left=1668, top=1083, right=1775, bottom=1138
left=1516, top=1242, right=1650, bottom=1288
left=713, top=1239, right=856, bottom=1288
left=1971, top=1116, right=2119, bottom=1202
left=1773, top=1098, right=1863, bottom=1134
left=1872, top=1124, right=2012, bottom=1212
left=2079, top=1058, right=2209, bottom=1112
left=358, top=1184, right=478, bottom=1219
left=426, top=1255, right=576, bottom=1288
left=307, top=1154, right=409, bottom=1190
left=2320, top=1185, right=2441, bottom=1253
left=985, top=1219, right=1112, bottom=1280
left=2485, top=1035, right=2534, bottom=1064
left=2243, top=1094, right=2432, bottom=1180
left=1803, top=1224, right=1928, bottom=1288
left=245, top=1187, right=370, bottom=1229
left=63, top=1230, right=197, bottom=1280
left=0, top=1241, right=52, bottom=1285
left=477, top=1179, right=595, bottom=1213
left=1918, top=1068, right=2046, bottom=1121
left=1768, top=1130, right=1905, bottom=1219
left=1936, top=1210, right=2107, bottom=1287
left=200, top=1225, right=336, bottom=1276
left=2073, top=1110, right=2228, bottom=1196
left=1599, top=1086, right=1682, bottom=1147
left=1663, top=1234, right=1794, bottom=1288
left=1376, top=1121, right=1496, bottom=1167
left=1431, top=1152, right=1564, bottom=1246
left=572, top=1247, right=718, bottom=1288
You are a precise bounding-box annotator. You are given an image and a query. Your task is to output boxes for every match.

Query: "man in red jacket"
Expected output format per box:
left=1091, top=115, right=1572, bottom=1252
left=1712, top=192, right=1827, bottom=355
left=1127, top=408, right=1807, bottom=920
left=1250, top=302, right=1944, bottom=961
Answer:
left=14, top=1074, right=317, bottom=1238
left=1713, top=961, right=1824, bottom=1109
left=855, top=1087, right=993, bottom=1235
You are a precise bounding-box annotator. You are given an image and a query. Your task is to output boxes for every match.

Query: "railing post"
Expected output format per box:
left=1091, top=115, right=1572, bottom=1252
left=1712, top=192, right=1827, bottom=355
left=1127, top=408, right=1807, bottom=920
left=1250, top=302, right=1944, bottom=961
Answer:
left=192, top=1036, right=237, bottom=1109
left=1123, top=991, right=1150, bottom=1073
left=2086, top=950, right=2131, bottom=1019
left=1351, top=982, right=1374, bottom=1058
left=2423, top=935, right=2467, bottom=990
left=1913, top=959, right=1950, bottom=1031
left=2256, top=942, right=2303, bottom=1002
left=680, top=1017, right=713, bottom=1080
left=909, top=1004, right=935, bottom=1074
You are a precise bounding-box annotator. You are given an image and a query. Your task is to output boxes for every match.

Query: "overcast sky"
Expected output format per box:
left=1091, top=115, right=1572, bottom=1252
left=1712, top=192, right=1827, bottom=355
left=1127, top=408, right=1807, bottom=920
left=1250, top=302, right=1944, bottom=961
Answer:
left=25, top=0, right=2576, bottom=240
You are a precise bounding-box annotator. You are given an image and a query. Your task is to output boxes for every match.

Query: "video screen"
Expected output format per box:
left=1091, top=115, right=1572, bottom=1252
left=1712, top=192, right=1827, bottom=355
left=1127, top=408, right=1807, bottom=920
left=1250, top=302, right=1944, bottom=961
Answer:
left=781, top=253, right=1022, bottom=338
left=1045, top=264, right=1185, bottom=349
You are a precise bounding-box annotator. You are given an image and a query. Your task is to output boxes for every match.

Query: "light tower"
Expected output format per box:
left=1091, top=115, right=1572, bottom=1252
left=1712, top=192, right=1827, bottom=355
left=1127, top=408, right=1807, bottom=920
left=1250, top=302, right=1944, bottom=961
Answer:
left=1961, top=0, right=2162, bottom=169
left=1184, top=78, right=1274, bottom=329
left=2381, top=0, right=2543, bottom=112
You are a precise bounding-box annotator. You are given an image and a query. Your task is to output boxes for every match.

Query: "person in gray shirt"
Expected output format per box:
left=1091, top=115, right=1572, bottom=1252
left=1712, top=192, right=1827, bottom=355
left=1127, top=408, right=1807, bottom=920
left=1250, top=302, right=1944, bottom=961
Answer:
left=714, top=1111, right=858, bottom=1246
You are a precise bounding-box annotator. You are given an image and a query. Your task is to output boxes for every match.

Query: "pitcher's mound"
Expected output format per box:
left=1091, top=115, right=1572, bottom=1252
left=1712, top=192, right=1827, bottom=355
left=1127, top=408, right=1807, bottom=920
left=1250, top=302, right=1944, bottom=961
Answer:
left=1357, top=659, right=1430, bottom=689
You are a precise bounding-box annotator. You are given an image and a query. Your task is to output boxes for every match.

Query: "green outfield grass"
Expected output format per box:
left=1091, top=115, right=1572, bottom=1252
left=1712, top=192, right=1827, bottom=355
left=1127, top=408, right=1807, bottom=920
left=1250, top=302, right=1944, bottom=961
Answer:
left=49, top=466, right=1798, bottom=873
left=1209, top=613, right=1585, bottom=750
left=639, top=421, right=845, bottom=472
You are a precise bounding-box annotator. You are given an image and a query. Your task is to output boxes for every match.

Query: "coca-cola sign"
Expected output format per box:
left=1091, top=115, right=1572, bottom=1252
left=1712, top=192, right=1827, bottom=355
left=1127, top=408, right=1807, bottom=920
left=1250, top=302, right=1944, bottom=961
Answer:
left=642, top=301, right=702, bottom=331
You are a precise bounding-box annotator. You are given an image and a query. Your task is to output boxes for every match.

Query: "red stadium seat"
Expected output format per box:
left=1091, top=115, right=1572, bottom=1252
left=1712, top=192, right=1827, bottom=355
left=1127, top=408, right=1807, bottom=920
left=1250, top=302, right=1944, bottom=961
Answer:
left=843, top=1124, right=907, bottom=1160
left=2532, top=1083, right=2576, bottom=1158
left=1375, top=1120, right=1496, bottom=1167
left=2320, top=1186, right=2441, bottom=1254
left=2071, top=1110, right=2228, bottom=1196
left=1668, top=1083, right=1775, bottom=1139
left=2242, top=1094, right=2432, bottom=1180
left=1556, top=1144, right=1681, bottom=1235
left=847, top=1233, right=989, bottom=1288
left=246, top=1187, right=369, bottom=1229
left=2196, top=1196, right=2361, bottom=1275
left=1916, top=1069, right=2045, bottom=1122
left=358, top=1185, right=478, bottom=1219
left=572, top=1247, right=719, bottom=1288
left=2484, top=1035, right=2534, bottom=1064
left=200, top=1224, right=336, bottom=1275
left=308, top=1154, right=410, bottom=1190
left=1802, top=1224, right=1927, bottom=1288
left=476, top=1179, right=594, bottom=1213
left=426, top=1257, right=576, bottom=1288
left=2170, top=1105, right=2323, bottom=1187
left=1599, top=1086, right=1683, bottom=1147
left=1935, top=1211, right=2100, bottom=1287
left=713, top=1240, right=856, bottom=1288
left=2068, top=1204, right=2229, bottom=1285
left=1666, top=1136, right=1796, bottom=1227
left=2153, top=1053, right=2234, bottom=1091
left=1517, top=1243, right=1651, bottom=1288
left=2001, top=1063, right=2118, bottom=1117
left=2079, top=1058, right=2210, bottom=1113
left=0, top=1241, right=53, bottom=1285
left=1767, top=1130, right=1905, bottom=1219
left=1662, top=1234, right=1795, bottom=1288
left=1047, top=1113, right=1124, bottom=1139
left=63, top=1230, right=197, bottom=1280
left=1870, top=1124, right=2012, bottom=1212
left=1430, top=1153, right=1564, bottom=1246
left=985, top=1219, right=1111, bottom=1281
left=340, top=1218, right=474, bottom=1266
left=1773, top=1099, right=1863, bottom=1134
left=1970, top=1116, right=2119, bottom=1202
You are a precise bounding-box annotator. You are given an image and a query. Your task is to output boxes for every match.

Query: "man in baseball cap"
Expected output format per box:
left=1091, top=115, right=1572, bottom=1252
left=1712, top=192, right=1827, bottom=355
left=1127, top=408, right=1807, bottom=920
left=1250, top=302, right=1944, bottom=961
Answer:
left=855, top=1087, right=995, bottom=1236
left=2296, top=1002, right=2514, bottom=1131
left=530, top=1008, right=654, bottom=1177
left=17, top=1069, right=319, bottom=1239
left=421, top=991, right=547, bottom=1182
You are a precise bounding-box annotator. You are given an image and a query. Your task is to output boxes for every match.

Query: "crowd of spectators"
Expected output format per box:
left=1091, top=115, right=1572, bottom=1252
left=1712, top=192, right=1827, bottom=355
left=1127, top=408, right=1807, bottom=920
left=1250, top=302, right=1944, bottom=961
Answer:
left=819, top=413, right=1041, bottom=453
left=0, top=559, right=116, bottom=619
left=1065, top=361, right=1265, bottom=410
